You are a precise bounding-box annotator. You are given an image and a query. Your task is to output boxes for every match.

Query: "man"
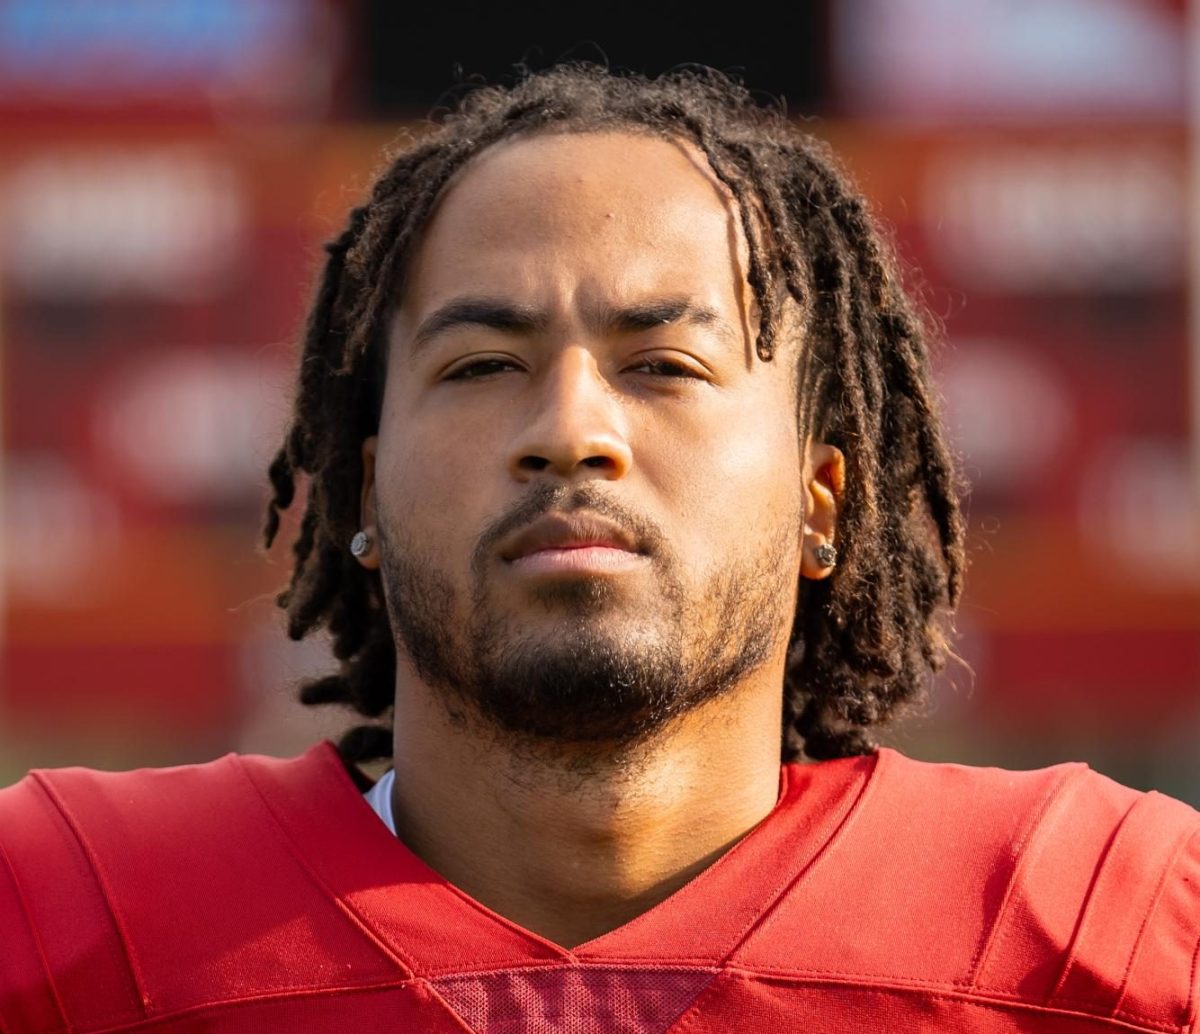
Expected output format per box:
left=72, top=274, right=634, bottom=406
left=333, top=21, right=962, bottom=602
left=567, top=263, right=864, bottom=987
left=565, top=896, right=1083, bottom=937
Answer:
left=1, top=65, right=1197, bottom=1033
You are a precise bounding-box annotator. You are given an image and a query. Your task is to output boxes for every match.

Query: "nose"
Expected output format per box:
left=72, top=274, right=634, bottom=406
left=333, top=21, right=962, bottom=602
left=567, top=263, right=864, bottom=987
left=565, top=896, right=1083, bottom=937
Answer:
left=508, top=346, right=633, bottom=482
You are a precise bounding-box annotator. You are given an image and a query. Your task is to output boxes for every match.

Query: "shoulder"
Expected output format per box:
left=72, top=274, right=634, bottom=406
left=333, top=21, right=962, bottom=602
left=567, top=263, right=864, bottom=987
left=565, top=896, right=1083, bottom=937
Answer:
left=754, top=749, right=1200, bottom=1029
left=784, top=746, right=1197, bottom=867
left=0, top=744, right=371, bottom=1031
left=870, top=748, right=1200, bottom=888
left=0, top=743, right=357, bottom=908
left=869, top=745, right=1190, bottom=835
left=0, top=743, right=348, bottom=863
left=891, top=751, right=1200, bottom=1027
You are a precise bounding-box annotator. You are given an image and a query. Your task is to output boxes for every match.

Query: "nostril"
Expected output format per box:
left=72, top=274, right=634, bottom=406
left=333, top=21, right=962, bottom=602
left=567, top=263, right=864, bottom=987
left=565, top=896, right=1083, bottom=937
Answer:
left=581, top=456, right=610, bottom=468
left=519, top=456, right=551, bottom=472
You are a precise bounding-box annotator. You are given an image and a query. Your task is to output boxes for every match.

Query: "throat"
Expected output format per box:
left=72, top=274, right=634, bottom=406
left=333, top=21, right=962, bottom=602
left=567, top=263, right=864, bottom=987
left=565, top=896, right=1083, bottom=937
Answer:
left=387, top=687, right=785, bottom=950
left=482, top=834, right=744, bottom=949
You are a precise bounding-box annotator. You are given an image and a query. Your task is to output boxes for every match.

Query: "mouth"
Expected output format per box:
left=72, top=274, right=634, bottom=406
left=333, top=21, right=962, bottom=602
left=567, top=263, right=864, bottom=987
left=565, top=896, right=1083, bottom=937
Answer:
left=499, top=512, right=650, bottom=576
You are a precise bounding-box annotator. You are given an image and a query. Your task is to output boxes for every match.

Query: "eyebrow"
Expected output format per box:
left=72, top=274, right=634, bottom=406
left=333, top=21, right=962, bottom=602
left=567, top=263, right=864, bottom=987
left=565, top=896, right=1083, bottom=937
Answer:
left=601, top=297, right=727, bottom=337
left=407, top=295, right=736, bottom=355
left=410, top=298, right=549, bottom=353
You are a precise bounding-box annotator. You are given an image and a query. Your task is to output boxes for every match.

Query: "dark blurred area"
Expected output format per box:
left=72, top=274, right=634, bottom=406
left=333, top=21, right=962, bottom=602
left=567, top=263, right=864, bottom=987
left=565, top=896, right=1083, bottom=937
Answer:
left=359, top=3, right=828, bottom=113
left=1, top=0, right=1196, bottom=800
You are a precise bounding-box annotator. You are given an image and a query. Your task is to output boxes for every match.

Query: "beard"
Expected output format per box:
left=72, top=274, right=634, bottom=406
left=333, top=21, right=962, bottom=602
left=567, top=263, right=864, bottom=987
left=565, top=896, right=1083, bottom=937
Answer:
left=378, top=483, right=797, bottom=753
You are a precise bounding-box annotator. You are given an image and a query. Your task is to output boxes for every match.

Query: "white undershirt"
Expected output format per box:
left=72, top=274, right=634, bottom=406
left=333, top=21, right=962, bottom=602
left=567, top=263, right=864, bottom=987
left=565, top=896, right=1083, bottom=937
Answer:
left=364, top=768, right=398, bottom=836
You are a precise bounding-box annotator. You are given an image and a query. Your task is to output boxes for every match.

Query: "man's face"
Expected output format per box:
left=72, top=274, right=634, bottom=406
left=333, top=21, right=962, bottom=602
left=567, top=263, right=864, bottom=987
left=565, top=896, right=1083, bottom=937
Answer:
left=363, top=131, right=807, bottom=749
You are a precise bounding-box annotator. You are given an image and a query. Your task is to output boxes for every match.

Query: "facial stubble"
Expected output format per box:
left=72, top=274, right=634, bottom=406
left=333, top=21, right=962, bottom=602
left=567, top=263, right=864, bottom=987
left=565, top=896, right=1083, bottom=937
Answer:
left=379, top=485, right=798, bottom=754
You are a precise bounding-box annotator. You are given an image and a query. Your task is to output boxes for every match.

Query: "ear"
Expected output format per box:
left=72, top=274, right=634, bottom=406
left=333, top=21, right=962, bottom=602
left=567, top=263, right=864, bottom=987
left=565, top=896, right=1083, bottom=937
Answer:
left=356, top=436, right=382, bottom=570
left=800, top=441, right=845, bottom=581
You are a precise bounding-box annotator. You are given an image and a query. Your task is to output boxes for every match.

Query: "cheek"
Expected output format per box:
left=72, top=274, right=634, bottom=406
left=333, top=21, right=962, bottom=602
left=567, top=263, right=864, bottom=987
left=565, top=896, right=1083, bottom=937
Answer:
left=374, top=418, right=485, bottom=556
left=711, top=432, right=800, bottom=540
left=642, top=389, right=803, bottom=558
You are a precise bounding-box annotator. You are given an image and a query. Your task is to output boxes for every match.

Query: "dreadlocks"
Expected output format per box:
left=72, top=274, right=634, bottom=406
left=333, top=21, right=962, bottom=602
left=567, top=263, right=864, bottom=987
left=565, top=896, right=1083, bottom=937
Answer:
left=262, top=64, right=967, bottom=766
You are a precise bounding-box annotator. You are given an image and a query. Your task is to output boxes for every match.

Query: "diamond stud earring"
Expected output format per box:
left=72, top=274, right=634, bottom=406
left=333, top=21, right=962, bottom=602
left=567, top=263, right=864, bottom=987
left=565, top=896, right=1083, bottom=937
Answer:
left=814, top=542, right=837, bottom=569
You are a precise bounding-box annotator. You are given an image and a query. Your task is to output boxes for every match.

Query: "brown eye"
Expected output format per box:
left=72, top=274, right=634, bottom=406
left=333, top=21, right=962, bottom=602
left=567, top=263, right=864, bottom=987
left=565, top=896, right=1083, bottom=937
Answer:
left=445, top=358, right=519, bottom=381
left=633, top=358, right=702, bottom=379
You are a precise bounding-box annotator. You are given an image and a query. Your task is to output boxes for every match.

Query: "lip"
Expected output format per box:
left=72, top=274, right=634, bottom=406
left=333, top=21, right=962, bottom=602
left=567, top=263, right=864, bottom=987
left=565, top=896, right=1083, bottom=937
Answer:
left=499, top=512, right=644, bottom=565
left=509, top=544, right=649, bottom=576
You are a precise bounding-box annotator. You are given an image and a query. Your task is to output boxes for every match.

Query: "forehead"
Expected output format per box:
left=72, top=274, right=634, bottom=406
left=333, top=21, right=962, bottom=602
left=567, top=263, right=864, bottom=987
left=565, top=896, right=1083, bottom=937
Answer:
left=398, top=131, right=750, bottom=311
left=435, top=129, right=735, bottom=221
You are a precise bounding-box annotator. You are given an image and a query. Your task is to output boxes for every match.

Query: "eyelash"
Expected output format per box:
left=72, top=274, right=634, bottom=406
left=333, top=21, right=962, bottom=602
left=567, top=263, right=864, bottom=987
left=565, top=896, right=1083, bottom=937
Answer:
left=442, top=356, right=705, bottom=382
left=444, top=358, right=517, bottom=380
left=631, top=358, right=700, bottom=379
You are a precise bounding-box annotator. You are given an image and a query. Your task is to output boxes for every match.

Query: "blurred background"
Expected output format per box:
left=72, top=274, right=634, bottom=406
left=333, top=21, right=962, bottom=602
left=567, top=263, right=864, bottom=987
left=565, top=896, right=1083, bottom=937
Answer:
left=0, top=0, right=1197, bottom=801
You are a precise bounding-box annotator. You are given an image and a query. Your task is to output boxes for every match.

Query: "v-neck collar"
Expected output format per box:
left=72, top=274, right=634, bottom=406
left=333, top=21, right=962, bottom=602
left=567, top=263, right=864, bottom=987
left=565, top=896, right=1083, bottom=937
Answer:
left=242, top=741, right=877, bottom=978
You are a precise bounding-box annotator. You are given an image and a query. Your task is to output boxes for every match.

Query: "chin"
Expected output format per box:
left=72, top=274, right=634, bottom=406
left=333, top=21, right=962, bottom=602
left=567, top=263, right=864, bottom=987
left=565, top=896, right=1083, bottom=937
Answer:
left=520, top=574, right=622, bottom=611
left=464, top=618, right=737, bottom=749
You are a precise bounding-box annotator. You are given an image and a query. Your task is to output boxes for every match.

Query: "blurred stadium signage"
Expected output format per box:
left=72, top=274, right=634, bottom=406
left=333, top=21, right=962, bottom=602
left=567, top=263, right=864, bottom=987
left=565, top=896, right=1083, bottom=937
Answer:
left=835, top=0, right=1185, bottom=120
left=0, top=0, right=347, bottom=123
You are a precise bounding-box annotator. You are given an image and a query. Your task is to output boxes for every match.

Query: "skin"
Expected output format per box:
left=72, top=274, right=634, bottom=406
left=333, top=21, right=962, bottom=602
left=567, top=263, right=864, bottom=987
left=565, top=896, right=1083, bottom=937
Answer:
left=356, top=131, right=844, bottom=949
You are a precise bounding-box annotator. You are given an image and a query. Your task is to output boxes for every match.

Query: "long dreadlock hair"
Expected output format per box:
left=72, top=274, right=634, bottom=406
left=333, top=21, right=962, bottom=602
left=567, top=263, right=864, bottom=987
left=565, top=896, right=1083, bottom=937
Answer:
left=262, top=64, right=967, bottom=766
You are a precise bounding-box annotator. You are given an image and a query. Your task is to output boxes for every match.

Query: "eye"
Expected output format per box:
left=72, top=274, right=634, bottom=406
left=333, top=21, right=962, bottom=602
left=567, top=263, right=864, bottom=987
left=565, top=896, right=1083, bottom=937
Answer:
left=442, top=357, right=521, bottom=381
left=629, top=356, right=706, bottom=379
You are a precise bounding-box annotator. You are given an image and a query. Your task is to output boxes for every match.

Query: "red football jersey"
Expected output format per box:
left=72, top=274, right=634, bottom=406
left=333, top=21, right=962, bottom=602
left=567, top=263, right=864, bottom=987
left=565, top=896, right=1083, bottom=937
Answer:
left=1, top=743, right=1197, bottom=1032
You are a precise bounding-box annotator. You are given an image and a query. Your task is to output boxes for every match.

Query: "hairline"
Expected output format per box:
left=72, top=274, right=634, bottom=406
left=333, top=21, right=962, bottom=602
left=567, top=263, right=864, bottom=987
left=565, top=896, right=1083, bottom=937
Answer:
left=364, top=121, right=812, bottom=431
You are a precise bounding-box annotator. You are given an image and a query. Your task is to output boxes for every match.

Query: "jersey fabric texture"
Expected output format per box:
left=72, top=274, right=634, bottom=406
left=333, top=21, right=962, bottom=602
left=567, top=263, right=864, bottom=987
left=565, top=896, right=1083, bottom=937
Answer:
left=1, top=743, right=1197, bottom=1033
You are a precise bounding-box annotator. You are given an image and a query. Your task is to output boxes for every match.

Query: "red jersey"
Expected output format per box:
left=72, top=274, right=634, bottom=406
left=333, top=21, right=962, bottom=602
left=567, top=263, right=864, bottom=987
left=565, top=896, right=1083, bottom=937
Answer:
left=1, top=743, right=1197, bottom=1032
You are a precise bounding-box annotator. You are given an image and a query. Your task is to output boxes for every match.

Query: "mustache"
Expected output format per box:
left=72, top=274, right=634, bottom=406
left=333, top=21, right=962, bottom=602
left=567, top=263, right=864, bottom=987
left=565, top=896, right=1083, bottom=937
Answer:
left=471, top=483, right=668, bottom=576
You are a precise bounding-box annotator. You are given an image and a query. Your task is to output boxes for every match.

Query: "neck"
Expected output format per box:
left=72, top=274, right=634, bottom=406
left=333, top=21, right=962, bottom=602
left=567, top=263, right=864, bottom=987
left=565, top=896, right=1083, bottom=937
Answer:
left=388, top=671, right=784, bottom=949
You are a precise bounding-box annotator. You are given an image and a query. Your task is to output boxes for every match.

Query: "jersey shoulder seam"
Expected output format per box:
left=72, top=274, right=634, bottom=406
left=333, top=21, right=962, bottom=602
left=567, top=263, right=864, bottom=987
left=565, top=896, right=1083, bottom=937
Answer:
left=0, top=819, right=70, bottom=1033
left=30, top=771, right=151, bottom=1019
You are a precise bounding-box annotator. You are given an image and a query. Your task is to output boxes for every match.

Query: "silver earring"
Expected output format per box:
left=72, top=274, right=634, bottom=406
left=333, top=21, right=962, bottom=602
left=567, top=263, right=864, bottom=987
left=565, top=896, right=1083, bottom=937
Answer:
left=350, top=531, right=371, bottom=558
left=814, top=542, right=837, bottom=569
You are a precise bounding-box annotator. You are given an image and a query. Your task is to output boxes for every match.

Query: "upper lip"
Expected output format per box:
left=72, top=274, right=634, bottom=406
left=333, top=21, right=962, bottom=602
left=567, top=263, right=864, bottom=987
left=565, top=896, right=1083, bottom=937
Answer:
left=500, top=512, right=641, bottom=562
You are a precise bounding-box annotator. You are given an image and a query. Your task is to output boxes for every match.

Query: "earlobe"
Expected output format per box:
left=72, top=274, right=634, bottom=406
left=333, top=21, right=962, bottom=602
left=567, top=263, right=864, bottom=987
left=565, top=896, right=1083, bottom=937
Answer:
left=355, top=436, right=382, bottom=570
left=800, top=442, right=845, bottom=581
